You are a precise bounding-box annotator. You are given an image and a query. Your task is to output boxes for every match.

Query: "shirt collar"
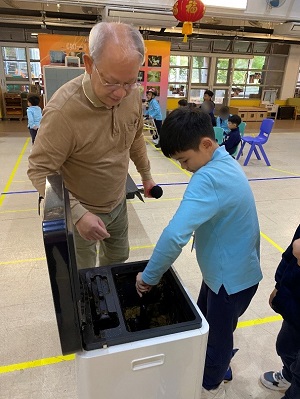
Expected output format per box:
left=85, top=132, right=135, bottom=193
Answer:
left=212, top=145, right=228, bottom=160
left=82, top=71, right=110, bottom=109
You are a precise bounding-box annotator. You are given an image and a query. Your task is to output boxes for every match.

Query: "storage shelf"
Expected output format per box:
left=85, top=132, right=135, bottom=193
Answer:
left=4, top=93, right=23, bottom=120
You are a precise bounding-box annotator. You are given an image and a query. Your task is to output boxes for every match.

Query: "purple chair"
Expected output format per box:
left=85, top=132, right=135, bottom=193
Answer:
left=236, top=118, right=274, bottom=166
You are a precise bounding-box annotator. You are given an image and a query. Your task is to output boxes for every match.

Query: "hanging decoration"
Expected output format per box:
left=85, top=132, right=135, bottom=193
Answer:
left=173, top=0, right=206, bottom=42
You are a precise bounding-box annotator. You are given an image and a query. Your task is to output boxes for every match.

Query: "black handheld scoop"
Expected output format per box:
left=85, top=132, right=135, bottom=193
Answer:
left=135, top=293, right=149, bottom=330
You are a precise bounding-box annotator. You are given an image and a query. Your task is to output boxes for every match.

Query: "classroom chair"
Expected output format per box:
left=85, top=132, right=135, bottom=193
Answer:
left=213, top=126, right=224, bottom=145
left=236, top=118, right=274, bottom=166
left=232, top=121, right=247, bottom=158
left=239, top=121, right=246, bottom=137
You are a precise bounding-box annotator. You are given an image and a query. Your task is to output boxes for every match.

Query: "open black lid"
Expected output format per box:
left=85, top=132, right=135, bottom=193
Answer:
left=42, top=174, right=83, bottom=354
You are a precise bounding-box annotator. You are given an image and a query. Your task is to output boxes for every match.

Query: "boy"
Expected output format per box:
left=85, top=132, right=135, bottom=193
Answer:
left=220, top=114, right=241, bottom=156
left=27, top=95, right=42, bottom=144
left=216, top=106, right=231, bottom=134
left=203, top=89, right=215, bottom=106
left=201, top=100, right=216, bottom=127
left=260, top=226, right=300, bottom=399
left=145, top=88, right=162, bottom=148
left=136, top=107, right=262, bottom=399
left=178, top=99, right=188, bottom=107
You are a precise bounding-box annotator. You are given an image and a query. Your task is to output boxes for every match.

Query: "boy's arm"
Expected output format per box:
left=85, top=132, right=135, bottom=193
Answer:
left=270, top=225, right=300, bottom=307
left=275, top=225, right=300, bottom=287
left=293, top=238, right=300, bottom=265
left=27, top=108, right=33, bottom=127
left=140, top=173, right=219, bottom=286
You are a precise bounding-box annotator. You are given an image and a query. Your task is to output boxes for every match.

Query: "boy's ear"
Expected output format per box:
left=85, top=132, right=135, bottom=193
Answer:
left=199, top=137, right=214, bottom=150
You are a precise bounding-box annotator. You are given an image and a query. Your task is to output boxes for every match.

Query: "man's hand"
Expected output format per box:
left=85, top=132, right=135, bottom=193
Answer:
left=75, top=212, right=110, bottom=241
left=142, top=179, right=156, bottom=198
left=136, top=272, right=152, bottom=297
left=293, top=238, right=300, bottom=266
left=269, top=288, right=278, bottom=308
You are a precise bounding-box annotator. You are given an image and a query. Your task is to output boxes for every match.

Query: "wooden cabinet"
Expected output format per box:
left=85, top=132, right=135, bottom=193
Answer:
left=4, top=93, right=23, bottom=120
left=229, top=106, right=268, bottom=122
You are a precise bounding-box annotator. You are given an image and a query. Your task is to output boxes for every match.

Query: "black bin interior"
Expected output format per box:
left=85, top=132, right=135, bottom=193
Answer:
left=79, top=261, right=202, bottom=351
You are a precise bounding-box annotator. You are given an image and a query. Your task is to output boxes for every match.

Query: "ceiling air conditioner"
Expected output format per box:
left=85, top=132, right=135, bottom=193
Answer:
left=273, top=21, right=300, bottom=36
left=102, top=7, right=178, bottom=28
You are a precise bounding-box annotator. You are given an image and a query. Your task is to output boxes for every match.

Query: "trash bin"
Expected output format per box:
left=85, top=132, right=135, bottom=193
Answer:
left=42, top=174, right=209, bottom=399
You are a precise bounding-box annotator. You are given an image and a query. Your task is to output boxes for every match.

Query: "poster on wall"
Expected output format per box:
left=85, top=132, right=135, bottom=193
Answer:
left=142, top=41, right=171, bottom=119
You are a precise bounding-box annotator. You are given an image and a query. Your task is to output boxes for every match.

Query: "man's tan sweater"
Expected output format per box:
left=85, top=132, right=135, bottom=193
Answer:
left=28, top=72, right=152, bottom=223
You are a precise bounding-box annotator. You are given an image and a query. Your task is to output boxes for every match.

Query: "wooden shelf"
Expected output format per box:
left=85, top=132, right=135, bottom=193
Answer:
left=4, top=93, right=23, bottom=120
left=229, top=106, right=268, bottom=122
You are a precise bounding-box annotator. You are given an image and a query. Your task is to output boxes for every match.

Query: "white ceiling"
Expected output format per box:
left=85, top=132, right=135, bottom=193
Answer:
left=0, top=0, right=300, bottom=40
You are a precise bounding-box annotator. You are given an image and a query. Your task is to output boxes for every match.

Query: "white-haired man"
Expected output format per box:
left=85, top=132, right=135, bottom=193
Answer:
left=28, top=22, right=156, bottom=268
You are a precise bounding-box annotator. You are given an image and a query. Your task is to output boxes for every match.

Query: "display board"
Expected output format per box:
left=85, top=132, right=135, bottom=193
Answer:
left=43, top=66, right=85, bottom=104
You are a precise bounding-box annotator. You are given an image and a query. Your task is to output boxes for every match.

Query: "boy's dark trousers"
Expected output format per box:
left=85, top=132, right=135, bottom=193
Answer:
left=29, top=128, right=38, bottom=144
left=152, top=119, right=162, bottom=141
left=197, top=282, right=258, bottom=390
left=277, top=320, right=300, bottom=399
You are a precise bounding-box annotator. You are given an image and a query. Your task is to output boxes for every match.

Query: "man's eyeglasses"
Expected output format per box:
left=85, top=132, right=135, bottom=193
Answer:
left=93, top=63, right=140, bottom=92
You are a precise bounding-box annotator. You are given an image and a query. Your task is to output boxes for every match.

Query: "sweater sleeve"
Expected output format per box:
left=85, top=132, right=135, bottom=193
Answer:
left=142, top=172, right=219, bottom=285
left=130, top=100, right=152, bottom=182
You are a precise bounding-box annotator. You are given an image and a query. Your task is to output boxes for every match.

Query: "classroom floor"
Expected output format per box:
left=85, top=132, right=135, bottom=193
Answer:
left=0, top=118, right=300, bottom=399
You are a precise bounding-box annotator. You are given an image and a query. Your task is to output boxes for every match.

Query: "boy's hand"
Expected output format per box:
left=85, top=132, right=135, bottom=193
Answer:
left=293, top=238, right=300, bottom=266
left=136, top=272, right=152, bottom=297
left=269, top=288, right=278, bottom=308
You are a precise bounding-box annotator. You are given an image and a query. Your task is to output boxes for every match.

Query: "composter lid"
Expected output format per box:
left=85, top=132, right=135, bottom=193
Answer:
left=43, top=174, right=83, bottom=354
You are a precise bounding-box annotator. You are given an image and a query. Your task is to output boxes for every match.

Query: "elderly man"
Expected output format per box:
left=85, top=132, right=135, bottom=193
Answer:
left=28, top=22, right=156, bottom=269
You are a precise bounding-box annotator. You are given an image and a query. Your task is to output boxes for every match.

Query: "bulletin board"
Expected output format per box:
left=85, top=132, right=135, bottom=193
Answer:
left=43, top=66, right=85, bottom=103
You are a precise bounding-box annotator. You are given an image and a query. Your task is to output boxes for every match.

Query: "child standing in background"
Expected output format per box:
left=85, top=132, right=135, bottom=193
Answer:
left=145, top=88, right=162, bottom=148
left=201, top=90, right=216, bottom=127
left=27, top=95, right=42, bottom=144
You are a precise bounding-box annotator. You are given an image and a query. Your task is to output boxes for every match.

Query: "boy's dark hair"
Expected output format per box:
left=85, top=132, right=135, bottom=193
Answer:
left=160, top=107, right=215, bottom=158
left=204, top=89, right=214, bottom=98
left=228, top=114, right=241, bottom=127
left=178, top=99, right=188, bottom=106
left=188, top=102, right=197, bottom=108
left=219, top=105, right=230, bottom=114
left=28, top=95, right=40, bottom=106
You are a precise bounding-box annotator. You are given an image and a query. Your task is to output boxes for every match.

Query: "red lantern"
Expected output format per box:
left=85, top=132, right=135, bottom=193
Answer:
left=173, top=0, right=206, bottom=42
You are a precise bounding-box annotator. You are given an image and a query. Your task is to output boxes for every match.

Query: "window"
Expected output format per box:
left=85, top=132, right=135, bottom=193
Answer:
left=168, top=55, right=189, bottom=97
left=294, top=68, right=300, bottom=97
left=1, top=45, right=41, bottom=93
left=29, top=48, right=41, bottom=80
left=191, top=56, right=209, bottom=84
left=2, top=47, right=28, bottom=79
left=232, top=56, right=265, bottom=98
left=215, top=58, right=230, bottom=85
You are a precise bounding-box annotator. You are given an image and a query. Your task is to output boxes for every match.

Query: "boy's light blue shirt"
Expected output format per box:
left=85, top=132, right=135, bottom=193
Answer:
left=145, top=98, right=162, bottom=121
left=27, top=105, right=42, bottom=129
left=142, top=146, right=262, bottom=295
